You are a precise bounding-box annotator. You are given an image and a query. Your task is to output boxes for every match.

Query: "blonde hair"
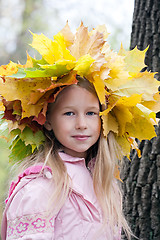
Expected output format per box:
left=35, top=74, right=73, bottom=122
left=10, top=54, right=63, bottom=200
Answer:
left=93, top=132, right=131, bottom=238
left=18, top=76, right=131, bottom=238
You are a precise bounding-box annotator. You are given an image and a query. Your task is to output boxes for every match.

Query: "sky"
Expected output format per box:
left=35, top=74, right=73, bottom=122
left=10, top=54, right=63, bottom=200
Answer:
left=44, top=0, right=135, bottom=50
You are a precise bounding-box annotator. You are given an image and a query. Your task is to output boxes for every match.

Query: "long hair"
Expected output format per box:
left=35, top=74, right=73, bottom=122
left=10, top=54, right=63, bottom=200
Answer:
left=18, top=76, right=131, bottom=238
left=93, top=131, right=131, bottom=238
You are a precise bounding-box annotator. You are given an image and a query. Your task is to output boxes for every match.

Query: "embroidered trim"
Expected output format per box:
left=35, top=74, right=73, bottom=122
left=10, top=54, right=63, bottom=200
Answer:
left=7, top=213, right=55, bottom=239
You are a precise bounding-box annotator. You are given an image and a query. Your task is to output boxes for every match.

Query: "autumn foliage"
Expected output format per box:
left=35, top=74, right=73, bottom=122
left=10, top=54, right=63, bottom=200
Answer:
left=0, top=22, right=159, bottom=169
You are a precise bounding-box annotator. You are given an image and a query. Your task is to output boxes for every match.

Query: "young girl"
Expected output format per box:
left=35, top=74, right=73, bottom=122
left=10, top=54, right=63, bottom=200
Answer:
left=0, top=23, right=159, bottom=240
left=1, top=77, right=126, bottom=239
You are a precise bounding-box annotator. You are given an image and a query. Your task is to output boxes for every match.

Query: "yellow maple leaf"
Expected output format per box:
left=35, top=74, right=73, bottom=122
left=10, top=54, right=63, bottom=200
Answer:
left=24, top=52, right=33, bottom=68
left=136, top=103, right=157, bottom=122
left=113, top=106, right=133, bottom=136
left=101, top=89, right=157, bottom=144
left=101, top=93, right=142, bottom=115
left=113, top=94, right=142, bottom=136
left=101, top=113, right=118, bottom=137
left=118, top=43, right=127, bottom=56
left=0, top=53, right=33, bottom=78
left=104, top=53, right=130, bottom=90
left=74, top=54, right=95, bottom=76
left=87, top=63, right=110, bottom=105
left=54, top=32, right=76, bottom=61
left=69, top=23, right=90, bottom=59
left=125, top=104, right=157, bottom=140
left=119, top=45, right=148, bottom=76
left=60, top=21, right=75, bottom=47
left=30, top=32, right=57, bottom=64
left=116, top=94, right=142, bottom=107
left=95, top=63, right=110, bottom=81
left=0, top=61, right=19, bottom=77
left=30, top=31, right=75, bottom=64
left=115, top=72, right=159, bottom=102
left=115, top=134, right=131, bottom=158
left=142, top=92, right=160, bottom=112
left=69, top=22, right=105, bottom=70
left=90, top=24, right=110, bottom=40
left=100, top=92, right=157, bottom=151
left=91, top=73, right=107, bottom=105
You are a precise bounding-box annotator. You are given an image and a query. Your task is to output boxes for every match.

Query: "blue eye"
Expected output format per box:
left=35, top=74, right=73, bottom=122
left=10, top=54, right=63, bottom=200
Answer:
left=64, top=112, right=74, bottom=116
left=87, top=112, right=96, bottom=116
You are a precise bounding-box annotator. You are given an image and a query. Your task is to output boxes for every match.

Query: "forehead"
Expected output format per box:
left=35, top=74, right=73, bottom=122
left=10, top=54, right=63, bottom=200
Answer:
left=53, top=85, right=99, bottom=109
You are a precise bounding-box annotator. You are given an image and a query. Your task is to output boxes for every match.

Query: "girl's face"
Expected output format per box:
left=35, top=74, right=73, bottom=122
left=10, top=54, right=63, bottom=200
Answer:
left=45, top=85, right=101, bottom=158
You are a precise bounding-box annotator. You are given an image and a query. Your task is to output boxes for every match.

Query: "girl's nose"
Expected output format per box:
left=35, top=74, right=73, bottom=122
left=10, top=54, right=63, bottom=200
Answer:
left=75, top=115, right=87, bottom=129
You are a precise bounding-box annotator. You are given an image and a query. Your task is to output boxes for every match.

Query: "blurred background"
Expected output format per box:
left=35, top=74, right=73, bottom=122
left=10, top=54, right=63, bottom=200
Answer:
left=0, top=0, right=134, bottom=65
left=0, top=0, right=134, bottom=226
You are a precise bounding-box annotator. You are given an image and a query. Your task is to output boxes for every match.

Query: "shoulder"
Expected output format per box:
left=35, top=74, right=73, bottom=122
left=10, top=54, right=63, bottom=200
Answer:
left=6, top=165, right=52, bottom=202
left=6, top=165, right=54, bottom=220
left=1, top=166, right=56, bottom=240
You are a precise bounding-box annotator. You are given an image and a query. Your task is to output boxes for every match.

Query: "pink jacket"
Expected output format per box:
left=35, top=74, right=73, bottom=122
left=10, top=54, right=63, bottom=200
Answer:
left=1, top=152, right=121, bottom=240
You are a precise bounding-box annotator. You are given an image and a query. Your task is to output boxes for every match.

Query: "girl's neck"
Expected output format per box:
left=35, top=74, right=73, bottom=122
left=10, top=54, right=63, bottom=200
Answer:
left=61, top=147, right=87, bottom=159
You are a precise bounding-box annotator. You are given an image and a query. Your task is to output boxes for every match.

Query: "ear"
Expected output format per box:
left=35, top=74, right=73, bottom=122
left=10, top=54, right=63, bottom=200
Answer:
left=44, top=120, right=52, bottom=131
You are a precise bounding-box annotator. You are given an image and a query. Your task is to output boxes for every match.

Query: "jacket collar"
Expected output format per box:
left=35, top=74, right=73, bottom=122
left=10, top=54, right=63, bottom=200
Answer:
left=58, top=151, right=86, bottom=164
left=58, top=151, right=102, bottom=218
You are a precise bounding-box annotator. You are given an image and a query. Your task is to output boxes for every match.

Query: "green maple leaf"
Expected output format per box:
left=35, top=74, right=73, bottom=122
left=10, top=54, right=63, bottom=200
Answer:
left=9, top=137, right=32, bottom=163
left=8, top=127, right=45, bottom=163
left=20, top=127, right=45, bottom=149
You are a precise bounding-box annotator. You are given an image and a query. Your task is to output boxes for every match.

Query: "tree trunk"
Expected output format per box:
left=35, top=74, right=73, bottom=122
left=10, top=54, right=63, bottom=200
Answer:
left=120, top=0, right=160, bottom=239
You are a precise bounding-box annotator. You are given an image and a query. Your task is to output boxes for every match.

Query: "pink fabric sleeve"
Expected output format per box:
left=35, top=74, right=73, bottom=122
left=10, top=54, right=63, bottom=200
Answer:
left=6, top=165, right=52, bottom=204
left=5, top=173, right=55, bottom=240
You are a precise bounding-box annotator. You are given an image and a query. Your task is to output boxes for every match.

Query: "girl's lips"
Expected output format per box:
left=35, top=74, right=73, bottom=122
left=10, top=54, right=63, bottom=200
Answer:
left=72, top=135, right=90, bottom=141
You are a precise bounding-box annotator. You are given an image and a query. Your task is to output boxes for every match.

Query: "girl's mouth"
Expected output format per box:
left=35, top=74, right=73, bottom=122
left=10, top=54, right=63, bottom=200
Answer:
left=72, top=135, right=90, bottom=141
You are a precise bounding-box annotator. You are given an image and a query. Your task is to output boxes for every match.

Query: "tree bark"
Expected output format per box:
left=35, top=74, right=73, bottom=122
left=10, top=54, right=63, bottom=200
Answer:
left=120, top=0, right=160, bottom=239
